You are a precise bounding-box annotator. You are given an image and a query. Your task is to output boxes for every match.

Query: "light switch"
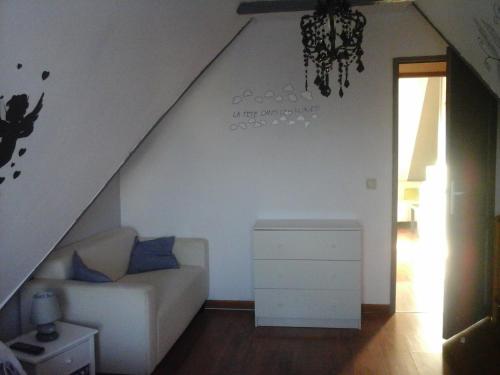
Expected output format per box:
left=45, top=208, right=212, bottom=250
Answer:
left=366, top=178, right=377, bottom=190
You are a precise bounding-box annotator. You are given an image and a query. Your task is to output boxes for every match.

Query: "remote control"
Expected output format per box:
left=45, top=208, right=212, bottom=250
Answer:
left=10, top=342, right=45, bottom=355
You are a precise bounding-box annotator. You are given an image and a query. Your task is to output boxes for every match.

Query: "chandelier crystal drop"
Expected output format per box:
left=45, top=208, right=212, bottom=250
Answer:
left=300, top=0, right=366, bottom=97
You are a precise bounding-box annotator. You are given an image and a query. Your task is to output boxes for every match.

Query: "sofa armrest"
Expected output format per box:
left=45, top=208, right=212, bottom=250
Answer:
left=173, top=238, right=209, bottom=270
left=20, top=279, right=157, bottom=374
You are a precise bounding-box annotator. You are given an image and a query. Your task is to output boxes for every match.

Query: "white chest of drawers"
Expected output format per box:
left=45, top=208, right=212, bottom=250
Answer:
left=253, top=219, right=362, bottom=329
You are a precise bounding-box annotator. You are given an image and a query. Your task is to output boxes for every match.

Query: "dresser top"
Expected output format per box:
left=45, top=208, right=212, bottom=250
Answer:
left=254, top=219, right=361, bottom=231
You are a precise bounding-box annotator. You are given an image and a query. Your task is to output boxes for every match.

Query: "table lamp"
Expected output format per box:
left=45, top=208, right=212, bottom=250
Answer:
left=30, top=290, right=62, bottom=342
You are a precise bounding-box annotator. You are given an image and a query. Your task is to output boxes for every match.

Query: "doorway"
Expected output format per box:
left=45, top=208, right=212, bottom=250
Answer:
left=392, top=50, right=497, bottom=343
left=392, top=57, right=447, bottom=319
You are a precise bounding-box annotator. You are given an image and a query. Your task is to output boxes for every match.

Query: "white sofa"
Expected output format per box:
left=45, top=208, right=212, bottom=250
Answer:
left=20, top=227, right=209, bottom=375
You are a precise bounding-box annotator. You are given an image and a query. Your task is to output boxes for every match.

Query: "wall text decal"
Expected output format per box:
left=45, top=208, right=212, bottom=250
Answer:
left=229, top=83, right=320, bottom=132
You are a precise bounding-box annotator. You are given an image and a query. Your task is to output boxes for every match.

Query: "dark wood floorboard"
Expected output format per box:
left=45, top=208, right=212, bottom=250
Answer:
left=148, top=309, right=496, bottom=375
left=96, top=309, right=499, bottom=375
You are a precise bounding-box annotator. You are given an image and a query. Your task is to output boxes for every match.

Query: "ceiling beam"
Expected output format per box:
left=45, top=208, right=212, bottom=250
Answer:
left=237, top=0, right=413, bottom=15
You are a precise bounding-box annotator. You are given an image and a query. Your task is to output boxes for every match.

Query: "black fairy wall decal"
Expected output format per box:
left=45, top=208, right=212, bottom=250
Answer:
left=0, top=93, right=44, bottom=168
left=0, top=64, right=49, bottom=184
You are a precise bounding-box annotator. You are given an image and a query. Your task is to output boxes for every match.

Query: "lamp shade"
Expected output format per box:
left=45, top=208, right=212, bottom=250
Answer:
left=30, top=291, right=62, bottom=325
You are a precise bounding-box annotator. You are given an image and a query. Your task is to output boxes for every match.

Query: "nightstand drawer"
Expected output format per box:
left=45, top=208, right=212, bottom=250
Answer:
left=36, top=341, right=90, bottom=375
left=253, top=230, right=361, bottom=260
left=254, top=260, right=361, bottom=290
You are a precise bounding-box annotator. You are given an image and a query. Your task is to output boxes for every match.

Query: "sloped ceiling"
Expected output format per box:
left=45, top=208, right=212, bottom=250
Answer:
left=0, top=0, right=248, bottom=308
left=416, top=0, right=500, bottom=98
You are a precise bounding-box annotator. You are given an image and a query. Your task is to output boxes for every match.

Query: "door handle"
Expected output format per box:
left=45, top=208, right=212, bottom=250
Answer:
left=449, top=180, right=465, bottom=215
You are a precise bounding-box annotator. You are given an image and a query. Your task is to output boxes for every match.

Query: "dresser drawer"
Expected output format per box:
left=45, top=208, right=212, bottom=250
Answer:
left=253, top=230, right=361, bottom=260
left=36, top=340, right=90, bottom=375
left=254, top=260, right=360, bottom=290
left=255, top=289, right=361, bottom=320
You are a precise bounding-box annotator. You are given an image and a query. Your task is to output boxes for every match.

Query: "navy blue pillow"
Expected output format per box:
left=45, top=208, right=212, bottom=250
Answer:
left=127, top=236, right=179, bottom=274
left=72, top=252, right=112, bottom=283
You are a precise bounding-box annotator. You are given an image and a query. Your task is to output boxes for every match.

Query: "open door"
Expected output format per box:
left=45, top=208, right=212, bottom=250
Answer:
left=443, top=47, right=497, bottom=339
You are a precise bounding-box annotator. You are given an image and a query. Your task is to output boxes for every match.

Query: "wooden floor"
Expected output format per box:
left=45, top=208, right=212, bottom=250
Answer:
left=150, top=309, right=500, bottom=375
left=396, top=228, right=424, bottom=312
left=396, top=228, right=444, bottom=313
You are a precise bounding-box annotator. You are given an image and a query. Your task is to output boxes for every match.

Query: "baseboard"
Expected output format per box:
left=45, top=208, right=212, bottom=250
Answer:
left=204, top=300, right=255, bottom=310
left=205, top=300, right=391, bottom=316
left=361, top=304, right=391, bottom=315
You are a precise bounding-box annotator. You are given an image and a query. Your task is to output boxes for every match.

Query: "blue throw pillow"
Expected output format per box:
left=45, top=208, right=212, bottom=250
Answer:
left=72, top=252, right=112, bottom=282
left=127, top=236, right=179, bottom=274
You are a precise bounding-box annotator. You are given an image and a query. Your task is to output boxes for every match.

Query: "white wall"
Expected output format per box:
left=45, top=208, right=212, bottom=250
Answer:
left=0, top=173, right=121, bottom=341
left=416, top=0, right=500, bottom=97
left=59, top=174, right=121, bottom=247
left=0, top=0, right=248, bottom=308
left=120, top=4, right=446, bottom=304
left=398, top=77, right=443, bottom=222
left=398, top=78, right=431, bottom=181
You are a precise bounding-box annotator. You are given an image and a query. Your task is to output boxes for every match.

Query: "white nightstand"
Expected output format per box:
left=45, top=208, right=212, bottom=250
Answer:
left=8, top=321, right=97, bottom=375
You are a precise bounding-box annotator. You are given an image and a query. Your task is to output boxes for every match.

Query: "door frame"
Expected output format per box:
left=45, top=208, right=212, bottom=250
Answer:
left=390, top=55, right=447, bottom=314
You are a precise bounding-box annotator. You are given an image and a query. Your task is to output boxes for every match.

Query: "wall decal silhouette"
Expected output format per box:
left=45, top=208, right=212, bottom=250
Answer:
left=0, top=94, right=44, bottom=168
left=494, top=0, right=500, bottom=24
left=476, top=1, right=500, bottom=77
left=0, top=64, right=48, bottom=184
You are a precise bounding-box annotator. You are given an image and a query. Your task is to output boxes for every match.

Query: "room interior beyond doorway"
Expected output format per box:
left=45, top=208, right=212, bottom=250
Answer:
left=396, top=61, right=447, bottom=316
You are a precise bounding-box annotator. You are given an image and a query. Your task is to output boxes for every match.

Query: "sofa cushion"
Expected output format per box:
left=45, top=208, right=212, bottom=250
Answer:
left=119, top=265, right=208, bottom=361
left=127, top=237, right=179, bottom=274
left=119, top=265, right=204, bottom=312
left=72, top=252, right=112, bottom=282
left=76, top=230, right=136, bottom=282
left=33, top=227, right=138, bottom=280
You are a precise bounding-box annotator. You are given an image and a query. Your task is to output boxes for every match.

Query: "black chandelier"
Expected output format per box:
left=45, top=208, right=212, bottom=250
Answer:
left=300, top=0, right=366, bottom=97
